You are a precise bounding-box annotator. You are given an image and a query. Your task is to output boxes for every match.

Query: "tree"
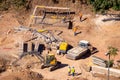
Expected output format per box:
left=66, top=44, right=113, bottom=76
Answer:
left=106, top=46, right=118, bottom=80
left=89, top=0, right=120, bottom=13
left=108, top=46, right=119, bottom=59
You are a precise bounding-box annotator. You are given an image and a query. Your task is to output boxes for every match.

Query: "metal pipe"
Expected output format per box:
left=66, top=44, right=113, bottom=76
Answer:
left=107, top=54, right=110, bottom=80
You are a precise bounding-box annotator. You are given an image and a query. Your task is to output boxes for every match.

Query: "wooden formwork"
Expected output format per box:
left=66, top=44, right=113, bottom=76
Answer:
left=28, top=5, right=75, bottom=27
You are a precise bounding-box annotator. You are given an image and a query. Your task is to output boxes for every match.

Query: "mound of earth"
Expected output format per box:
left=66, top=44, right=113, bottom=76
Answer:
left=0, top=57, right=10, bottom=73
left=0, top=70, right=43, bottom=80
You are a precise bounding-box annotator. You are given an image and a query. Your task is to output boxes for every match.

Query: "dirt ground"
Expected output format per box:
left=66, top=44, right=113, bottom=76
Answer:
left=0, top=12, right=120, bottom=80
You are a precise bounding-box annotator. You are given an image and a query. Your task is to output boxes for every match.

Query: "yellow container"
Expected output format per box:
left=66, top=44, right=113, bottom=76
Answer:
left=37, top=29, right=47, bottom=33
left=59, top=42, right=68, bottom=51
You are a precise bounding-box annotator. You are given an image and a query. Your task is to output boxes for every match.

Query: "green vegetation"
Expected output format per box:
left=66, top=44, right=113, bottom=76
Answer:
left=89, top=0, right=120, bottom=13
left=12, top=0, right=27, bottom=9
left=0, top=0, right=120, bottom=12
left=108, top=46, right=119, bottom=59
left=107, top=46, right=119, bottom=67
left=106, top=60, right=114, bottom=67
left=0, top=0, right=27, bottom=11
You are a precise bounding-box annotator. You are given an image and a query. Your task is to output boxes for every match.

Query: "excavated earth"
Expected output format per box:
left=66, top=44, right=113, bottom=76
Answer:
left=0, top=10, right=120, bottom=80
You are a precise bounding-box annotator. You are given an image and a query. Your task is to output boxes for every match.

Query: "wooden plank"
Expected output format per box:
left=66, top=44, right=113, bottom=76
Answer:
left=36, top=5, right=70, bottom=10
left=45, top=11, right=75, bottom=15
left=45, top=6, right=70, bottom=10
left=32, top=16, right=43, bottom=18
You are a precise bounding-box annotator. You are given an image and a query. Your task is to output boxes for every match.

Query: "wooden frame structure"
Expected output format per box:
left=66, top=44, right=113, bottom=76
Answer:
left=28, top=5, right=75, bottom=27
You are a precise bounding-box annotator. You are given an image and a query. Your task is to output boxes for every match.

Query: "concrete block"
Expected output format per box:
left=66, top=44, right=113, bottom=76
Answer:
left=92, top=66, right=120, bottom=77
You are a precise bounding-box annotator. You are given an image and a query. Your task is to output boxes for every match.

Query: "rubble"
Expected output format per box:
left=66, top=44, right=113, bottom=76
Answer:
left=0, top=57, right=10, bottom=73
left=0, top=70, right=43, bottom=80
left=14, top=26, right=64, bottom=50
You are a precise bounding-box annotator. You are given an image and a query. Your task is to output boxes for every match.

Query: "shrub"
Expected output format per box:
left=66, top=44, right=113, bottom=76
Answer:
left=0, top=0, right=28, bottom=11
left=89, top=0, right=120, bottom=12
left=105, top=60, right=114, bottom=67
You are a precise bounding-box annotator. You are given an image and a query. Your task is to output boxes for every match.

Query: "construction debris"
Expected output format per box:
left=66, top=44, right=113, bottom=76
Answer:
left=12, top=26, right=65, bottom=69
left=28, top=5, right=75, bottom=27
left=14, top=26, right=64, bottom=45
left=14, top=26, right=30, bottom=32
left=0, top=57, right=10, bottom=73
left=92, top=56, right=107, bottom=67
left=102, top=17, right=120, bottom=22
left=0, top=70, right=43, bottom=80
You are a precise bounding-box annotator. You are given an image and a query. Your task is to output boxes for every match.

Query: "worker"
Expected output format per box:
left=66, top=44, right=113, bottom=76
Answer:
left=57, top=50, right=60, bottom=55
left=56, top=44, right=60, bottom=55
left=79, top=12, right=82, bottom=22
left=68, top=66, right=71, bottom=76
left=73, top=26, right=78, bottom=36
left=71, top=66, right=75, bottom=76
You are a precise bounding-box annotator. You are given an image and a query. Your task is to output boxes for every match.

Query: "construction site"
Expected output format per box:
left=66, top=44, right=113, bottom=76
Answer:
left=0, top=0, right=120, bottom=80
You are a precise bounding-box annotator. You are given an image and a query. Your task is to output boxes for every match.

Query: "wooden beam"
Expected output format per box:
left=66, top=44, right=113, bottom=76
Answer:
left=36, top=5, right=70, bottom=10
